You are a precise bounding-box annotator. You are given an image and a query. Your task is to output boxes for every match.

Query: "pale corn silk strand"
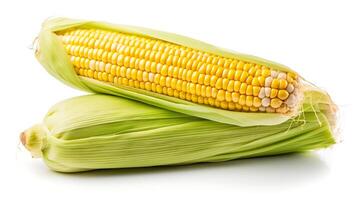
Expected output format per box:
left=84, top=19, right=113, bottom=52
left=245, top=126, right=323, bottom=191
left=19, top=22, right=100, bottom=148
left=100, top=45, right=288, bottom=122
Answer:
left=21, top=18, right=338, bottom=172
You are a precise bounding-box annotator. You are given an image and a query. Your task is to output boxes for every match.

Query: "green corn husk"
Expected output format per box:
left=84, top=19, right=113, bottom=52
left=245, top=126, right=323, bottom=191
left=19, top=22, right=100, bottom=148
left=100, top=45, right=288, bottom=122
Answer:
left=35, top=17, right=336, bottom=127
left=21, top=94, right=335, bottom=173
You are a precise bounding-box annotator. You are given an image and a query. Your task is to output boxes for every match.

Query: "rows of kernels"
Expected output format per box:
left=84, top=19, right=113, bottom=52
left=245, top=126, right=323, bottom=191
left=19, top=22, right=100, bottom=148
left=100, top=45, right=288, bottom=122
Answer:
left=60, top=28, right=300, bottom=113
left=73, top=57, right=267, bottom=104
left=68, top=51, right=296, bottom=103
left=74, top=66, right=264, bottom=112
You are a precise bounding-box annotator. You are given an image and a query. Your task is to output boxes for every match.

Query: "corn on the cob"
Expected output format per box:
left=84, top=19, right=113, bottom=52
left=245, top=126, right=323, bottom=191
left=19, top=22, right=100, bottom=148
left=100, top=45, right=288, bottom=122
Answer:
left=35, top=18, right=336, bottom=127
left=58, top=28, right=299, bottom=114
left=21, top=94, right=335, bottom=173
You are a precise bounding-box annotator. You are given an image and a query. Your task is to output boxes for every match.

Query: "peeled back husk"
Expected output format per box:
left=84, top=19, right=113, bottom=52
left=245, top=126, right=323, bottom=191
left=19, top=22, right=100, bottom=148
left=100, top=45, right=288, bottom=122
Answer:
left=35, top=17, right=337, bottom=127
left=21, top=94, right=335, bottom=173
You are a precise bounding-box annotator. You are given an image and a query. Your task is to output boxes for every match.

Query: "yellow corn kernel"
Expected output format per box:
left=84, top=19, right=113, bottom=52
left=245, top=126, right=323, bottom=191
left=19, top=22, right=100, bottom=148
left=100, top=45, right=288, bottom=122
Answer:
left=253, top=97, right=262, bottom=107
left=246, top=85, right=253, bottom=96
left=239, top=95, right=246, bottom=106
left=262, top=69, right=270, bottom=77
left=278, top=90, right=289, bottom=100
left=271, top=98, right=283, bottom=108
left=270, top=88, right=278, bottom=98
left=271, top=79, right=279, bottom=89
left=217, top=90, right=225, bottom=101
left=232, top=92, right=239, bottom=103
left=252, top=77, right=259, bottom=86
left=227, top=80, right=234, bottom=92
left=253, top=86, right=260, bottom=96
left=239, top=83, right=247, bottom=95
left=279, top=79, right=288, bottom=89
left=246, top=96, right=253, bottom=107
left=240, top=71, right=249, bottom=82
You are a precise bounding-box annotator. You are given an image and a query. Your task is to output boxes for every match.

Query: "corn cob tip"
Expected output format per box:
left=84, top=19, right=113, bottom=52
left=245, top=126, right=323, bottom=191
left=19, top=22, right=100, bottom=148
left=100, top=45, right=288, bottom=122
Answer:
left=20, top=132, right=26, bottom=146
left=20, top=124, right=48, bottom=158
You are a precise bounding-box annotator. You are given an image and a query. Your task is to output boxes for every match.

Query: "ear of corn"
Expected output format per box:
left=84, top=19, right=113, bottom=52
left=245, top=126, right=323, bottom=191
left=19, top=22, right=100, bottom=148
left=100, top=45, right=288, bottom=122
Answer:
left=35, top=18, right=336, bottom=127
left=21, top=94, right=335, bottom=173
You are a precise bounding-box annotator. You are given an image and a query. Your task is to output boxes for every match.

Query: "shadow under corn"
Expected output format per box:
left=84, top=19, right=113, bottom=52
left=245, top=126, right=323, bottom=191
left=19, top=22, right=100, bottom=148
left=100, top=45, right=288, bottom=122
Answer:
left=56, top=152, right=329, bottom=188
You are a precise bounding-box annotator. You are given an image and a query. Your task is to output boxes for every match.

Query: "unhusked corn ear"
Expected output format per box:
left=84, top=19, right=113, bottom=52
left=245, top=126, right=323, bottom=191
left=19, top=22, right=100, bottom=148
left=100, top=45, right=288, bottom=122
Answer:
left=35, top=18, right=337, bottom=127
left=21, top=94, right=336, bottom=173
left=57, top=28, right=300, bottom=114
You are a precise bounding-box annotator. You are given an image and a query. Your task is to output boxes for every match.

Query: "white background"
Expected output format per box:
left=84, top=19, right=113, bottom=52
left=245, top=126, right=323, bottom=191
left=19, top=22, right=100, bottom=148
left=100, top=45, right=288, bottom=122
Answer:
left=1, top=0, right=356, bottom=199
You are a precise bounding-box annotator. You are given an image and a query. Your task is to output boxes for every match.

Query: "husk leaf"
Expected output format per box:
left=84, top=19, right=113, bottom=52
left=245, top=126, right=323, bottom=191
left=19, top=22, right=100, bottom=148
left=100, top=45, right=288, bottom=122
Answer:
left=23, top=94, right=335, bottom=172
